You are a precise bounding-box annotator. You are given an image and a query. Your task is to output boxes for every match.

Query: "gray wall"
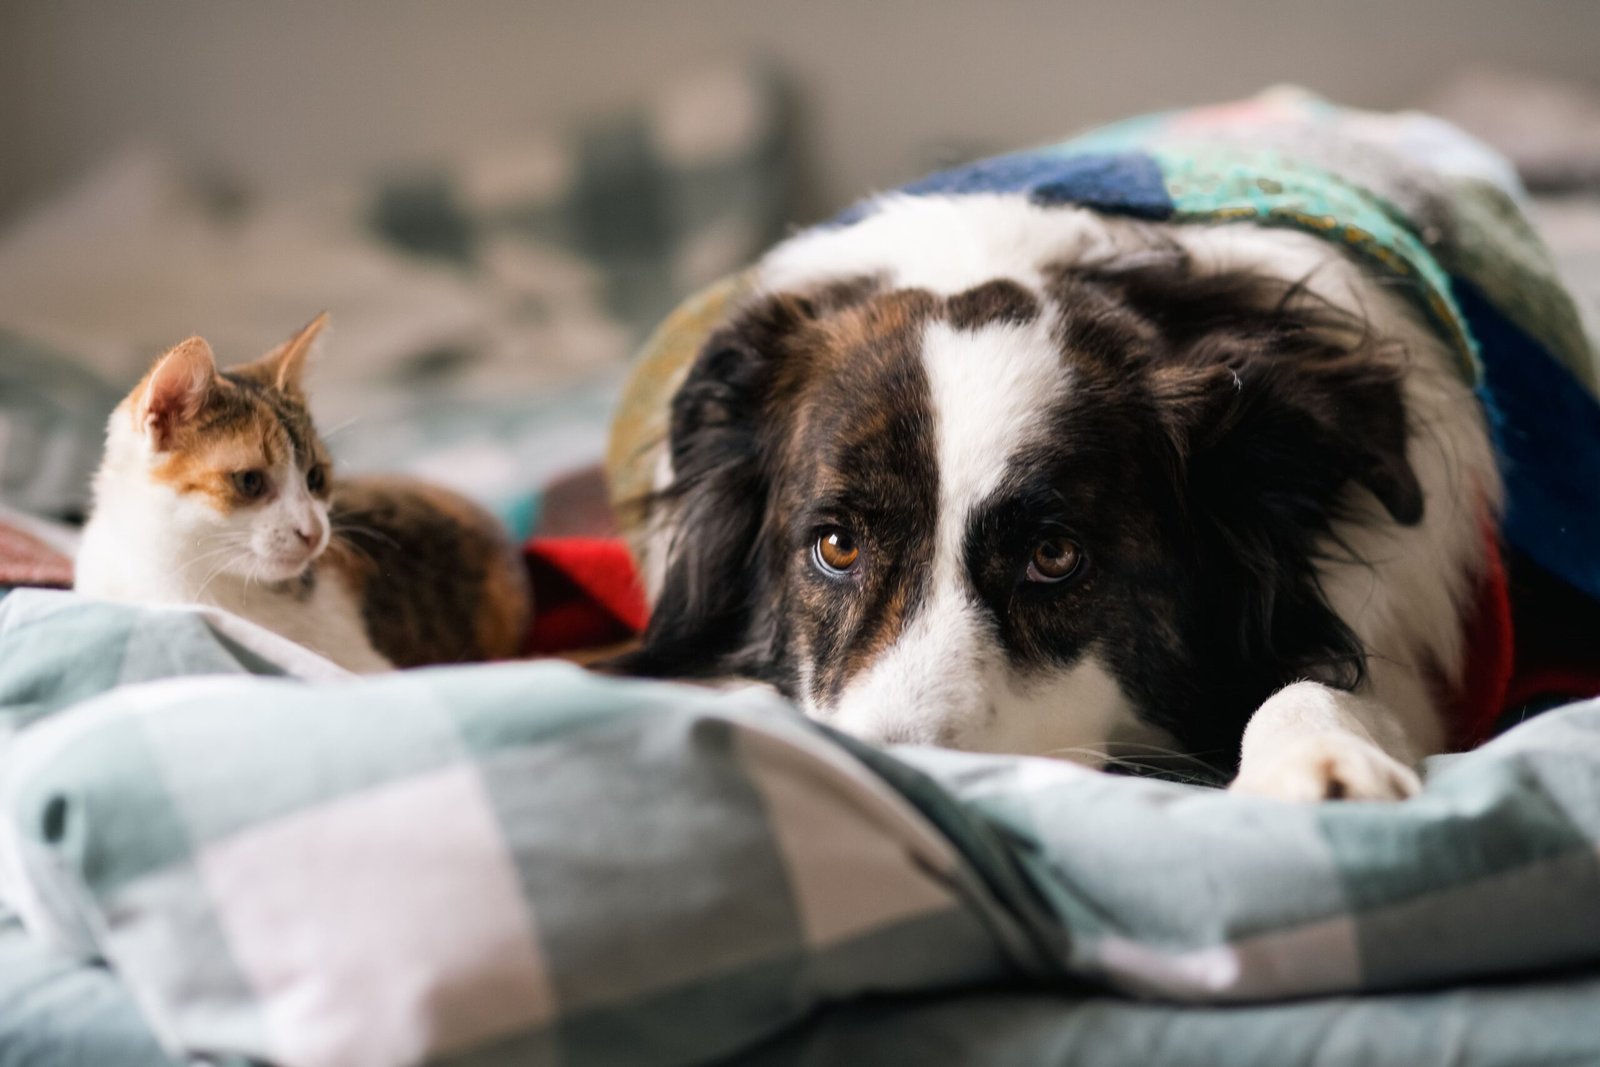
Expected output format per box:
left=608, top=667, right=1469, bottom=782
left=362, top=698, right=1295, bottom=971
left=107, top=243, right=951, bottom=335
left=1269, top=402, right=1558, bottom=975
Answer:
left=3, top=0, right=1598, bottom=225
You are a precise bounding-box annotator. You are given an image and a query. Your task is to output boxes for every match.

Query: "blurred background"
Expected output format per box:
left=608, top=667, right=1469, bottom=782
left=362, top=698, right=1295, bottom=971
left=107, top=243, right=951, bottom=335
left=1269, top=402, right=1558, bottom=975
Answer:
left=3, top=0, right=1599, bottom=539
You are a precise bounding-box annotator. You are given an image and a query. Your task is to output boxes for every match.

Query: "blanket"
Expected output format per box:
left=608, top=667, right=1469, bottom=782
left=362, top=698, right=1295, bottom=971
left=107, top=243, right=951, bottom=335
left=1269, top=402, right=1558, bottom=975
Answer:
left=2, top=589, right=1599, bottom=1066
left=606, top=88, right=1600, bottom=724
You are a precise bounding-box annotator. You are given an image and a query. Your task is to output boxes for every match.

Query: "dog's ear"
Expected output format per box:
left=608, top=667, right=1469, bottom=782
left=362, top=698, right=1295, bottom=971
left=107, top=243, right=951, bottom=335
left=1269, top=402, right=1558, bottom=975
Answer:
left=610, top=294, right=821, bottom=681
left=1148, top=303, right=1423, bottom=528
left=1069, top=252, right=1422, bottom=527
left=1099, top=257, right=1424, bottom=693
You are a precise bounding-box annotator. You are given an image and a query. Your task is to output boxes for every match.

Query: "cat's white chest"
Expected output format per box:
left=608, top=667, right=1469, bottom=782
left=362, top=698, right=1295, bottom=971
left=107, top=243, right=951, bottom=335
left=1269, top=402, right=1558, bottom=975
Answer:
left=76, top=516, right=390, bottom=673
left=208, top=570, right=393, bottom=673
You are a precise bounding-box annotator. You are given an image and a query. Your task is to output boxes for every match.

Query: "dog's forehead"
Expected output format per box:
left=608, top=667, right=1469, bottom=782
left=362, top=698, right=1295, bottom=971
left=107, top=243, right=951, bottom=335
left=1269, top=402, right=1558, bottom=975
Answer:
left=789, top=278, right=1069, bottom=485
left=920, top=306, right=1075, bottom=521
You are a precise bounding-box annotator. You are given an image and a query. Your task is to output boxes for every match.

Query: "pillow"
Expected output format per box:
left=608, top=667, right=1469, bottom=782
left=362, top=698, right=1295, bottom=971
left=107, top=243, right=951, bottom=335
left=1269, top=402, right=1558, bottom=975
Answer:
left=5, top=591, right=1600, bottom=1067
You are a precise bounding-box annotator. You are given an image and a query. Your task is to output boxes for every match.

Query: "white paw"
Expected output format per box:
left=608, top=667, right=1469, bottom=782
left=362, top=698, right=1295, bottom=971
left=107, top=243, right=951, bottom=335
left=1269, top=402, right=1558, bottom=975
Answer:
left=1230, top=732, right=1422, bottom=802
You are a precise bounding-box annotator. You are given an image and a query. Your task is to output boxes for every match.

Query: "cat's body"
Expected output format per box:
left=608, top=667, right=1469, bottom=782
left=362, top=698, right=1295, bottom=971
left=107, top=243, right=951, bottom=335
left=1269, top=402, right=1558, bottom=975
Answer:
left=75, top=316, right=531, bottom=672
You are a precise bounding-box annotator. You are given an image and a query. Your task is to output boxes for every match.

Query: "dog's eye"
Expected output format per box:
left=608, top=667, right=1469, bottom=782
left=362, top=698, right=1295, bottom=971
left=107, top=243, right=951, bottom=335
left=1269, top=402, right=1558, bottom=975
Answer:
left=813, top=528, right=861, bottom=575
left=1027, top=537, right=1084, bottom=583
left=231, top=469, right=269, bottom=500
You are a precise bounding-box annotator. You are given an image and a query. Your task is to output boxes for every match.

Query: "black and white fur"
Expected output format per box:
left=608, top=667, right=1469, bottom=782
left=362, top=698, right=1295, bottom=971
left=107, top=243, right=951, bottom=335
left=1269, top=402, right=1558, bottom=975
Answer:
left=620, top=194, right=1500, bottom=801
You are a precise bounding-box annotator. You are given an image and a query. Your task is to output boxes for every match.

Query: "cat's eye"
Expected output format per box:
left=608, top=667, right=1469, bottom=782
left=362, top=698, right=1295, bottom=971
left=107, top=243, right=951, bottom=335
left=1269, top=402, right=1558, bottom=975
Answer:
left=812, top=528, right=861, bottom=576
left=306, top=464, right=328, bottom=494
left=231, top=469, right=269, bottom=500
left=1027, top=536, right=1085, bottom=584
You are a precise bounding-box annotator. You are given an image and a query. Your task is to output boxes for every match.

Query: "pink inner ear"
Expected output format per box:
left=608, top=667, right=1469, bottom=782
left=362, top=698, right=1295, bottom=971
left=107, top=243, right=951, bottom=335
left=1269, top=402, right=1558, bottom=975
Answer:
left=139, top=337, right=216, bottom=442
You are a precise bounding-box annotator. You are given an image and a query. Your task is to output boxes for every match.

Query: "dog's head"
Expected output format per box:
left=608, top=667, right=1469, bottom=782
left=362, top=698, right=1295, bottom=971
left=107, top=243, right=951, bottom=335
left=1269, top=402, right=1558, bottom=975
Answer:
left=619, top=232, right=1423, bottom=772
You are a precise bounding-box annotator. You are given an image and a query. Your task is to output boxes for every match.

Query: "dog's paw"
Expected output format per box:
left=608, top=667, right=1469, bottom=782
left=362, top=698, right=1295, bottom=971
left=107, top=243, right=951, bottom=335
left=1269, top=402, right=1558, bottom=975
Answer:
left=1230, top=733, right=1422, bottom=802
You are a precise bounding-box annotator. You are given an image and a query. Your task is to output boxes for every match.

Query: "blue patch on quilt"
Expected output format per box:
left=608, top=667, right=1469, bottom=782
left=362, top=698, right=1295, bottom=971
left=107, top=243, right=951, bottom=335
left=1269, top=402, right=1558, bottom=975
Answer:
left=833, top=151, right=1173, bottom=226
left=1456, top=277, right=1600, bottom=603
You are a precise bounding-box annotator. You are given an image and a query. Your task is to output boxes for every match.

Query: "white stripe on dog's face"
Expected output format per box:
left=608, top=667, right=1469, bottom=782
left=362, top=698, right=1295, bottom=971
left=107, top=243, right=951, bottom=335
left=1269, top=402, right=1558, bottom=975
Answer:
left=824, top=314, right=1159, bottom=760
left=921, top=316, right=1070, bottom=563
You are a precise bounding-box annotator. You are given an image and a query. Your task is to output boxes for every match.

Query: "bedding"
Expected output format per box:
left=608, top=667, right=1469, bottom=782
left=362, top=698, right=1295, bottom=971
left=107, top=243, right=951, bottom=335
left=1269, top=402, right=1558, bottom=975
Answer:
left=2, top=589, right=1599, bottom=1066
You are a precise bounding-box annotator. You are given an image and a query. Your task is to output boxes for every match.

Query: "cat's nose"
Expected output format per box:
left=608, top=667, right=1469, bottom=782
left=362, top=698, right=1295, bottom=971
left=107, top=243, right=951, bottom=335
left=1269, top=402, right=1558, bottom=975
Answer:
left=294, top=526, right=317, bottom=548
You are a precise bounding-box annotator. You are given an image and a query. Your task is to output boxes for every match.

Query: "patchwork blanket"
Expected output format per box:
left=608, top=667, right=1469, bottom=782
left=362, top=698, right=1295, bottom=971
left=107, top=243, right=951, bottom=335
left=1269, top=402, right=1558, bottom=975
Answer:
left=2, top=589, right=1600, bottom=1066
left=607, top=88, right=1600, bottom=719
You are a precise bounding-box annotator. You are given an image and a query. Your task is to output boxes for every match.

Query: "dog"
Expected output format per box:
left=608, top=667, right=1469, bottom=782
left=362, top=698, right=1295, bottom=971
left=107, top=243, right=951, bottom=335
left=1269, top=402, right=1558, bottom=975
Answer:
left=611, top=98, right=1526, bottom=802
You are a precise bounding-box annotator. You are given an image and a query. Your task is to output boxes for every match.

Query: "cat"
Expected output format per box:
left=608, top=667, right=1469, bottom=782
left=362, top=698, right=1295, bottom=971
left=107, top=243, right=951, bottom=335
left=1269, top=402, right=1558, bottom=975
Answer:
left=74, top=314, right=532, bottom=672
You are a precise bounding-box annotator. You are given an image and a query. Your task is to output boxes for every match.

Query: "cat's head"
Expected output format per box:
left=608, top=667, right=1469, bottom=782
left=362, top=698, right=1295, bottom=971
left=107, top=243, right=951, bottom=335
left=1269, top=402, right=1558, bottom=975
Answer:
left=102, top=314, right=335, bottom=584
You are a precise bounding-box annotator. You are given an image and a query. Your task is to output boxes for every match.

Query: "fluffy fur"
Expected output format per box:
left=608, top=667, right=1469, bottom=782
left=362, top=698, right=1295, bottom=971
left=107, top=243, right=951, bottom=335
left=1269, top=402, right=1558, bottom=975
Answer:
left=76, top=317, right=531, bottom=672
left=618, top=196, right=1501, bottom=800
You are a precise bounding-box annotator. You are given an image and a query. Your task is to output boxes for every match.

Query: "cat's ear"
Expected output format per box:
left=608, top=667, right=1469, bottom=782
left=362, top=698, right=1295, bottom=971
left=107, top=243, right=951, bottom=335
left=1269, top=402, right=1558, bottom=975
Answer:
left=134, top=336, right=217, bottom=449
left=252, top=311, right=328, bottom=395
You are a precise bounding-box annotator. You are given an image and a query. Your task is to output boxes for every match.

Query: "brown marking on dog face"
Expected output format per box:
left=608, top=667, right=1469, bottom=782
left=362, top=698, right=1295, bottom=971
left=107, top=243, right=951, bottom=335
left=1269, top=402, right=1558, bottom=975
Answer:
left=946, top=279, right=1040, bottom=331
left=1046, top=269, right=1163, bottom=370
left=754, top=287, right=947, bottom=702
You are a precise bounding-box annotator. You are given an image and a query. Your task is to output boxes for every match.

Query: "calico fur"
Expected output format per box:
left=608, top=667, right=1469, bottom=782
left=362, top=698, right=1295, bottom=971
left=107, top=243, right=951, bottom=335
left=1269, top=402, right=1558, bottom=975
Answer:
left=75, top=316, right=531, bottom=672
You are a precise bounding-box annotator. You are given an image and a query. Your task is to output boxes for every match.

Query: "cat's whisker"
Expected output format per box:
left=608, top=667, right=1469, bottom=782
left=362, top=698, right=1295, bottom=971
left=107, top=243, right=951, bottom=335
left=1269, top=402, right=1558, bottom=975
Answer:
left=1095, top=738, right=1228, bottom=761
left=1041, top=741, right=1227, bottom=786
left=193, top=552, right=249, bottom=602
left=331, top=522, right=401, bottom=550
left=178, top=542, right=252, bottom=573
left=187, top=531, right=247, bottom=551
left=1045, top=744, right=1113, bottom=764
left=242, top=558, right=263, bottom=609
left=328, top=536, right=378, bottom=570
left=319, top=417, right=361, bottom=441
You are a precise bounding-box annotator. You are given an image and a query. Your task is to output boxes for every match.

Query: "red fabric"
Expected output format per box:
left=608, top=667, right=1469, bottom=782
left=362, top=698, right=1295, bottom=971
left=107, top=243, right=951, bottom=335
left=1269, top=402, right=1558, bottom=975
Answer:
left=1503, top=547, right=1600, bottom=713
left=0, top=523, right=73, bottom=588
left=522, top=538, right=648, bottom=655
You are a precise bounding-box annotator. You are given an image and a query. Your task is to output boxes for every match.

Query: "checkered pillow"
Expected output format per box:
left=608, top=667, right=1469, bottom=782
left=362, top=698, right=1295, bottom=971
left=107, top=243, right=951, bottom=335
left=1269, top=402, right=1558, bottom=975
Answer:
left=5, top=590, right=1600, bottom=1067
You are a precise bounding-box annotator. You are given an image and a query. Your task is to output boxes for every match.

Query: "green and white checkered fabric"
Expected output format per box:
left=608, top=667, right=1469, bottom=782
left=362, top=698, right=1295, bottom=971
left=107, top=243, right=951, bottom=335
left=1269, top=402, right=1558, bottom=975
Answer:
left=2, top=589, right=1599, bottom=1066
